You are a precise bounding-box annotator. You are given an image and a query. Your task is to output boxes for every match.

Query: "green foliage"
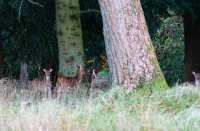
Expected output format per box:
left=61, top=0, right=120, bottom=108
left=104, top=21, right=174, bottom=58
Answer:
left=97, top=70, right=109, bottom=77
left=160, top=88, right=200, bottom=112
left=152, top=16, right=184, bottom=85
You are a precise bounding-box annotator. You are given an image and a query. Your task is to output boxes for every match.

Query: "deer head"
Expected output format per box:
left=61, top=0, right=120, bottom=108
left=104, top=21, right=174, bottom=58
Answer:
left=43, top=68, right=53, bottom=81
left=192, top=71, right=200, bottom=87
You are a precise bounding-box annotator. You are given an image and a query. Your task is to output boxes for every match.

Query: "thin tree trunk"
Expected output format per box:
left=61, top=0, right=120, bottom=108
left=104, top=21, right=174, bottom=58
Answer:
left=98, top=0, right=167, bottom=89
left=56, top=0, right=84, bottom=77
left=19, top=62, right=28, bottom=89
left=0, top=41, right=4, bottom=78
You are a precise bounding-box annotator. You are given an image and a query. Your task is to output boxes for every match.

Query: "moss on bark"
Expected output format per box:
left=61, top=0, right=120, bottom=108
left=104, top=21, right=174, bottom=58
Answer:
left=56, top=0, right=84, bottom=76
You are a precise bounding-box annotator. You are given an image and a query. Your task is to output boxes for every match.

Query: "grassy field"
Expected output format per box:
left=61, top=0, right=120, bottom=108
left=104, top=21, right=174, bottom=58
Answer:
left=0, top=81, right=200, bottom=131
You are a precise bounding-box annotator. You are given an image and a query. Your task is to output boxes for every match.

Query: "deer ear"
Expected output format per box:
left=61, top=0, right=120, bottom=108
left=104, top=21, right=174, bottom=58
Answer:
left=50, top=69, right=53, bottom=72
left=192, top=71, right=195, bottom=76
left=75, top=64, right=80, bottom=68
left=43, top=69, right=46, bottom=73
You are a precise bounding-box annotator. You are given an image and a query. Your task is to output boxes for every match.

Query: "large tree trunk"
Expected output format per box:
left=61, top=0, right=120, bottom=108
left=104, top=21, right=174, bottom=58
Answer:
left=184, top=14, right=200, bottom=81
left=98, top=0, right=167, bottom=89
left=56, top=0, right=84, bottom=76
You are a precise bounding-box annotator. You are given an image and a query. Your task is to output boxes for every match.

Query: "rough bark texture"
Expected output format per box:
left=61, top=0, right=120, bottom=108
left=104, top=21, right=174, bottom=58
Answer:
left=98, top=0, right=167, bottom=89
left=184, top=14, right=200, bottom=82
left=56, top=0, right=84, bottom=77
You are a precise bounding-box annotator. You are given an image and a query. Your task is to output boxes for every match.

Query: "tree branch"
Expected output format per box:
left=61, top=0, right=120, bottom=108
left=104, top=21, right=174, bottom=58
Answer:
left=26, top=0, right=44, bottom=7
left=80, top=9, right=101, bottom=14
left=18, top=0, right=24, bottom=22
left=18, top=0, right=44, bottom=22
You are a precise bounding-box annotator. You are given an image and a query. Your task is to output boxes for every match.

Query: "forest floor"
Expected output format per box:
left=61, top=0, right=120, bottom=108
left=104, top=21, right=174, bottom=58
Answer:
left=0, top=81, right=200, bottom=131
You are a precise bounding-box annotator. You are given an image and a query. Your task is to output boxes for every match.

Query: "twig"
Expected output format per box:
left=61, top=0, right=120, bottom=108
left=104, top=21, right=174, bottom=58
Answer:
left=18, top=0, right=24, bottom=22
left=26, top=0, right=44, bottom=7
left=80, top=9, right=101, bottom=14
left=18, top=0, right=43, bottom=22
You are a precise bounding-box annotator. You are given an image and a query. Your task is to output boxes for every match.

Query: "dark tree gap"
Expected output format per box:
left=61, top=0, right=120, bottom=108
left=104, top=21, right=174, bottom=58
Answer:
left=184, top=14, right=200, bottom=82
left=0, top=41, right=4, bottom=77
left=0, top=1, right=59, bottom=79
left=79, top=0, right=108, bottom=75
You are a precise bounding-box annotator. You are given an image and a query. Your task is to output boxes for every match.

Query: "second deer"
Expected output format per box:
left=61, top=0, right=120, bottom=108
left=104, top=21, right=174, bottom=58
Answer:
left=56, top=65, right=85, bottom=96
left=43, top=68, right=53, bottom=98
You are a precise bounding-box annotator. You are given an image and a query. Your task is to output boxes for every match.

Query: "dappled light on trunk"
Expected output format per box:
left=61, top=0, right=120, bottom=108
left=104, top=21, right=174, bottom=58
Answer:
left=98, top=0, right=167, bottom=89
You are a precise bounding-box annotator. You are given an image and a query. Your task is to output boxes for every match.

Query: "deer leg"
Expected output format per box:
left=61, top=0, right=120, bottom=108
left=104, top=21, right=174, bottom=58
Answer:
left=76, top=82, right=81, bottom=92
left=44, top=87, right=48, bottom=99
left=47, top=87, right=52, bottom=98
left=57, top=83, right=63, bottom=100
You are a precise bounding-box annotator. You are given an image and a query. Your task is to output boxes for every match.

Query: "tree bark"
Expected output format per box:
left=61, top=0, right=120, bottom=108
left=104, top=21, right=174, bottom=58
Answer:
left=56, top=0, right=84, bottom=77
left=184, top=14, right=200, bottom=81
left=98, top=0, right=167, bottom=89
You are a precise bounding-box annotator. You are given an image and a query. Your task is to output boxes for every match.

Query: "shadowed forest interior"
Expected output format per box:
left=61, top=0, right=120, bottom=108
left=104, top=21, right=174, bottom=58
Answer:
left=1, top=0, right=198, bottom=86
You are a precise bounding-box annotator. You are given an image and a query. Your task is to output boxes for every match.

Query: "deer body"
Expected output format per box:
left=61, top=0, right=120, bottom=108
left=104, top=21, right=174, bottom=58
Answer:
left=56, top=65, right=85, bottom=94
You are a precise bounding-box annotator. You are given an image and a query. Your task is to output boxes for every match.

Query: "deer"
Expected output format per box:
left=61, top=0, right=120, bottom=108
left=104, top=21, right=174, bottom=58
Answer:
left=56, top=64, right=85, bottom=97
left=192, top=71, right=200, bottom=87
left=43, top=68, right=53, bottom=98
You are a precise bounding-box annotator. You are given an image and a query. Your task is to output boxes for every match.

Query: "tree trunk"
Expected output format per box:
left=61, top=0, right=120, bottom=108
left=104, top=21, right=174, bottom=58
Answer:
left=98, top=0, right=167, bottom=89
left=56, top=0, right=84, bottom=77
left=184, top=14, right=200, bottom=82
left=19, top=62, right=28, bottom=89
left=0, top=41, right=4, bottom=78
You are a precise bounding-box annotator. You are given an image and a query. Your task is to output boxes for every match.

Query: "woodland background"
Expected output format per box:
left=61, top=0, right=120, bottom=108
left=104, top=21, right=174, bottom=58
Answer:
left=0, top=0, right=194, bottom=86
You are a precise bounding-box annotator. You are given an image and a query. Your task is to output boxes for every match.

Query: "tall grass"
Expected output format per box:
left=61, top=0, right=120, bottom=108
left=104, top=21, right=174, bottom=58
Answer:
left=0, top=80, right=200, bottom=131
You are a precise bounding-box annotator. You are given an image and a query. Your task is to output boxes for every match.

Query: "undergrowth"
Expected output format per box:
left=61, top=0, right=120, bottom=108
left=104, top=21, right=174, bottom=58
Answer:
left=0, top=82, right=200, bottom=131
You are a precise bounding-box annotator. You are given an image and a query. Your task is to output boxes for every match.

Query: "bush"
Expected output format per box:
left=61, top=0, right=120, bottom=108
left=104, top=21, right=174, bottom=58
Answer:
left=153, top=16, right=184, bottom=85
left=0, top=81, right=200, bottom=130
